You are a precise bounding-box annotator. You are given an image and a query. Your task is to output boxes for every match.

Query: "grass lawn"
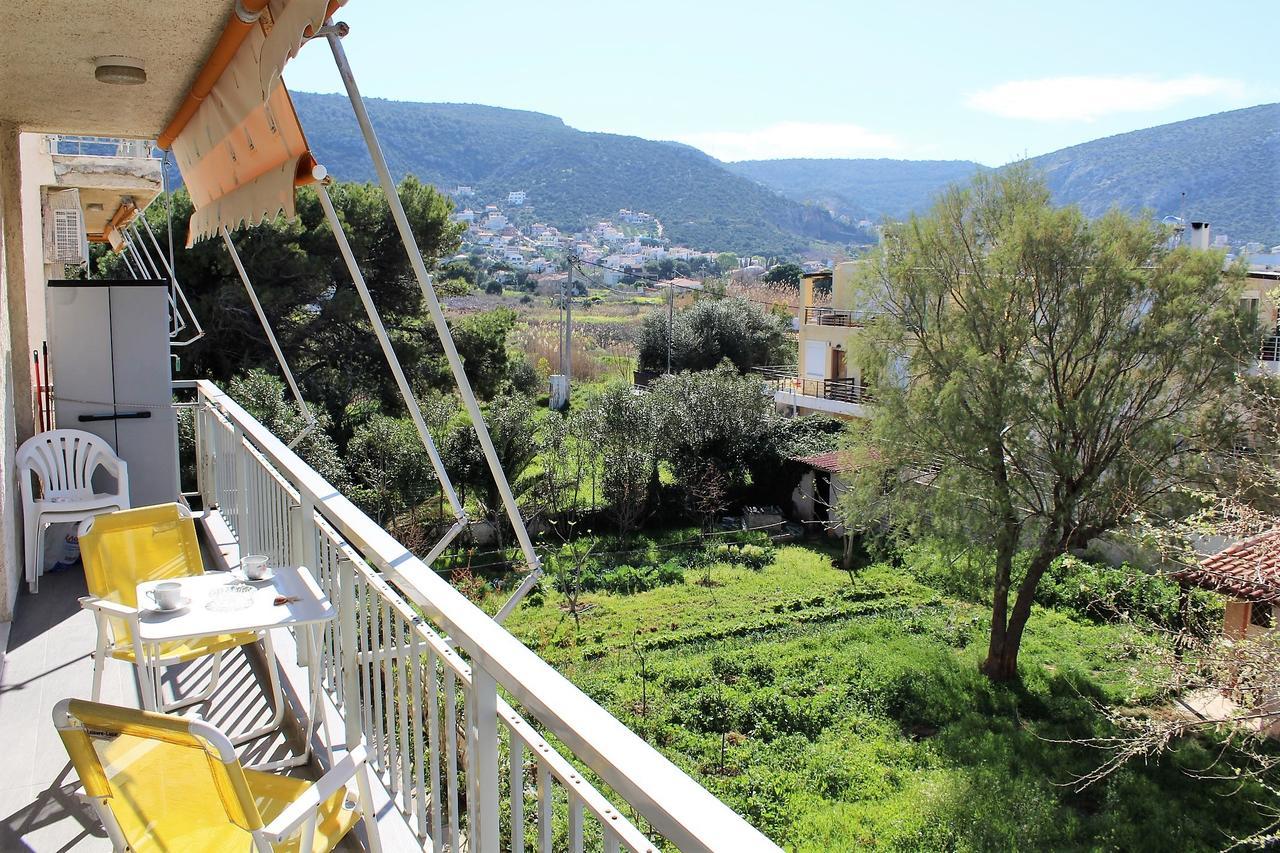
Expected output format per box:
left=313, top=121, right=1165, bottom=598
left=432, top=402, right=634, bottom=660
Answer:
left=495, top=543, right=1269, bottom=851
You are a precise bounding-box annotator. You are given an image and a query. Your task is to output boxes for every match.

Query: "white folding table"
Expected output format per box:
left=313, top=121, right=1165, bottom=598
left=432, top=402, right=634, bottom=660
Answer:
left=136, top=565, right=335, bottom=769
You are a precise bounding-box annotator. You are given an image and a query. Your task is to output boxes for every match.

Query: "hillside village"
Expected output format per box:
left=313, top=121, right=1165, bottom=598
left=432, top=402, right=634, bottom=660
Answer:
left=446, top=189, right=819, bottom=285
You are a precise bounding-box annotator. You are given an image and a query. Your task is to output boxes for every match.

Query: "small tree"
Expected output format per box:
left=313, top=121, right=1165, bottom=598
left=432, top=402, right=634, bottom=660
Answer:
left=456, top=391, right=541, bottom=552
left=638, top=297, right=791, bottom=374
left=650, top=362, right=774, bottom=491
left=347, top=413, right=434, bottom=531
left=762, top=262, right=803, bottom=286
left=715, top=253, right=740, bottom=273
left=840, top=167, right=1255, bottom=682
left=552, top=530, right=597, bottom=630
left=591, top=383, right=659, bottom=538
left=227, top=370, right=348, bottom=488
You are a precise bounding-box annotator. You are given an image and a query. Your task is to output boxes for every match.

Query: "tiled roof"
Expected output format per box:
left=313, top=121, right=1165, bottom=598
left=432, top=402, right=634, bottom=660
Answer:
left=1176, top=529, right=1280, bottom=602
left=793, top=450, right=856, bottom=474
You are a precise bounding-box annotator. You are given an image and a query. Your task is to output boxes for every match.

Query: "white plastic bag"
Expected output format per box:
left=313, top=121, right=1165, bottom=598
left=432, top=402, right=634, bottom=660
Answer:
left=42, top=522, right=81, bottom=572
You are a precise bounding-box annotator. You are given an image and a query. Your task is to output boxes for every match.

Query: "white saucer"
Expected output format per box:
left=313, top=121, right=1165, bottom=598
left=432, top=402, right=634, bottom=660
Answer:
left=233, top=567, right=275, bottom=584
left=142, top=597, right=191, bottom=616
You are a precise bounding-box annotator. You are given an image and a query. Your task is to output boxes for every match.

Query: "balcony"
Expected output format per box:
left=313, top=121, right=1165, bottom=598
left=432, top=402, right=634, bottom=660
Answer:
left=41, top=134, right=162, bottom=243
left=754, top=367, right=874, bottom=417
left=0, top=379, right=777, bottom=852
left=44, top=136, right=154, bottom=159
left=802, top=306, right=877, bottom=327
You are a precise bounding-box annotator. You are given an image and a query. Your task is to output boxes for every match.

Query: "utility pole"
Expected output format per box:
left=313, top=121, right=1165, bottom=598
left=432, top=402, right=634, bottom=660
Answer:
left=666, top=277, right=674, bottom=375
left=563, top=256, right=574, bottom=396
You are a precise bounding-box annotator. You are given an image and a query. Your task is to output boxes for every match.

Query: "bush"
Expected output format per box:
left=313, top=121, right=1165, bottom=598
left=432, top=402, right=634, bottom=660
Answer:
left=1040, top=554, right=1222, bottom=634
left=708, top=542, right=775, bottom=570
left=901, top=542, right=1222, bottom=635
left=553, top=557, right=684, bottom=596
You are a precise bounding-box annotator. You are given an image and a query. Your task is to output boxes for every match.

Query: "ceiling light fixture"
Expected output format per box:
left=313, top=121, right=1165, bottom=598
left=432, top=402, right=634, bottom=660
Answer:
left=94, top=56, right=146, bottom=86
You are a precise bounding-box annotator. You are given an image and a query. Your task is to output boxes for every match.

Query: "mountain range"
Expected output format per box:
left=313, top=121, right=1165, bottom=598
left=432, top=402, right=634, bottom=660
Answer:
left=291, top=93, right=1279, bottom=254
left=292, top=92, right=857, bottom=256
left=730, top=103, right=1278, bottom=247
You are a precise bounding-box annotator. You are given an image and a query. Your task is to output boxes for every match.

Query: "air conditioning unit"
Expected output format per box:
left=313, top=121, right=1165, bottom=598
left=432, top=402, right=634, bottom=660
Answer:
left=42, top=189, right=85, bottom=265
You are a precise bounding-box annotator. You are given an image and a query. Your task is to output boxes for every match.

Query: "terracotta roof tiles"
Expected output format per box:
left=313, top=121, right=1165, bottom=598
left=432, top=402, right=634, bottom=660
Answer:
left=1177, top=529, right=1280, bottom=603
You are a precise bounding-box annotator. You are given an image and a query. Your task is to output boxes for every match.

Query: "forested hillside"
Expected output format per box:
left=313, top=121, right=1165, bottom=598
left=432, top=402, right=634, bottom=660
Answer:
left=291, top=92, right=860, bottom=256
left=1027, top=103, right=1280, bottom=244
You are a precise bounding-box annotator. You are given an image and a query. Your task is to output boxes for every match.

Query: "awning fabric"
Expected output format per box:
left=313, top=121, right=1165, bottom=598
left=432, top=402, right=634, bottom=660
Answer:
left=168, top=0, right=340, bottom=245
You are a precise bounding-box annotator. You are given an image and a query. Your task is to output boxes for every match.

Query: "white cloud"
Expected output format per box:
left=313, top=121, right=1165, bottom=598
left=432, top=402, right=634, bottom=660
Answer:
left=672, top=122, right=905, bottom=162
left=965, top=74, right=1246, bottom=122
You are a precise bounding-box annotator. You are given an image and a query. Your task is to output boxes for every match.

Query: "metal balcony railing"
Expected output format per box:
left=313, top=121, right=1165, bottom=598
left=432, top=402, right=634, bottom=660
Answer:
left=753, top=367, right=875, bottom=405
left=1261, top=335, right=1280, bottom=362
left=44, top=134, right=155, bottom=158
left=802, top=306, right=877, bottom=327
left=190, top=379, right=777, bottom=852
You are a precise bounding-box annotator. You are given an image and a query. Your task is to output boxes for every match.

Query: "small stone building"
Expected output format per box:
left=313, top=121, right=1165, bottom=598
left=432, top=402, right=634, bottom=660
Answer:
left=1176, top=529, right=1280, bottom=639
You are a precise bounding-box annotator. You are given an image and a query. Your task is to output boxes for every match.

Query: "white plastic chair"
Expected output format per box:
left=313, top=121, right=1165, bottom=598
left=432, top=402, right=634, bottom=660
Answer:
left=17, top=429, right=129, bottom=593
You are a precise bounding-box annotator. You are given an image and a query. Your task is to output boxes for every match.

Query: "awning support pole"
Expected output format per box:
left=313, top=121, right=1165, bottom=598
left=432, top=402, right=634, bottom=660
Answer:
left=119, top=246, right=141, bottom=279
left=323, top=23, right=543, bottom=615
left=220, top=226, right=316, bottom=449
left=315, top=182, right=465, bottom=523
left=141, top=214, right=204, bottom=346
left=122, top=225, right=186, bottom=335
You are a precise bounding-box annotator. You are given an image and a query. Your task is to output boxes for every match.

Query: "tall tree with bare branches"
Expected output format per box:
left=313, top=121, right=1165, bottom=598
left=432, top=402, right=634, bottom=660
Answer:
left=840, top=166, right=1256, bottom=681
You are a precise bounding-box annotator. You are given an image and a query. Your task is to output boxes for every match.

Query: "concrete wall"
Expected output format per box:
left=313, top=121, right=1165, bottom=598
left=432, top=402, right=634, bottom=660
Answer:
left=0, top=123, right=24, bottom=621
left=788, top=468, right=849, bottom=537
left=20, top=134, right=55, bottom=377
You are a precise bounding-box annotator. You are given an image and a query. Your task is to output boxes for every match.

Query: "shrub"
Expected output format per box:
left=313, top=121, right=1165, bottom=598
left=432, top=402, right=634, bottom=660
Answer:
left=1039, top=555, right=1222, bottom=634
left=554, top=557, right=685, bottom=596
left=708, top=542, right=775, bottom=570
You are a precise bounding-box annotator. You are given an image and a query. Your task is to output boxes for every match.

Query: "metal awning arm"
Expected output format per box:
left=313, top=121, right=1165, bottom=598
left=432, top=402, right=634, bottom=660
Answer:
left=314, top=183, right=466, bottom=523
left=140, top=214, right=204, bottom=346
left=323, top=22, right=543, bottom=617
left=220, top=225, right=316, bottom=449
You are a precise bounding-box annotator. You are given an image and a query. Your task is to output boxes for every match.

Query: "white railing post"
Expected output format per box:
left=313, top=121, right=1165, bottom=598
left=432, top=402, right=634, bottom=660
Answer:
left=468, top=667, right=500, bottom=853
left=194, top=396, right=209, bottom=506
left=291, top=497, right=316, bottom=667
left=339, top=556, right=362, bottom=752
left=233, top=424, right=250, bottom=551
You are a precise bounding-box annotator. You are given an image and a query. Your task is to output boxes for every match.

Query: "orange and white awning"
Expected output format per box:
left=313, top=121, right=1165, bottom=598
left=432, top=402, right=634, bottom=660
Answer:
left=160, top=0, right=342, bottom=245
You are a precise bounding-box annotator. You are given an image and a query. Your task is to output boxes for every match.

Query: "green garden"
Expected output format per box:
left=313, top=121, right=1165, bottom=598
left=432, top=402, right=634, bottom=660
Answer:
left=489, top=539, right=1264, bottom=851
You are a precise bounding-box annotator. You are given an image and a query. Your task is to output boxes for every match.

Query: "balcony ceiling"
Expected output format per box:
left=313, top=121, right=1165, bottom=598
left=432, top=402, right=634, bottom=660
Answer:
left=0, top=1, right=232, bottom=138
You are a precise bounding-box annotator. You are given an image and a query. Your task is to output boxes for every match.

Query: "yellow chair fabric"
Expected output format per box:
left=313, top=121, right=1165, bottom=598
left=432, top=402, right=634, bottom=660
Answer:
left=79, top=503, right=258, bottom=658
left=58, top=700, right=359, bottom=853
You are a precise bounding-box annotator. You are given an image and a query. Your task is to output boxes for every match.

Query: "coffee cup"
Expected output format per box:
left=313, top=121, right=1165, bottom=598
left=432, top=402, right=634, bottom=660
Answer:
left=147, top=582, right=184, bottom=611
left=241, top=555, right=270, bottom=581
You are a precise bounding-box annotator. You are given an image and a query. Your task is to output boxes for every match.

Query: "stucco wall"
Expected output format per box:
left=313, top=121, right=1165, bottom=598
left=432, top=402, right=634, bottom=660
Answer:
left=20, top=133, right=55, bottom=392
left=0, top=123, right=24, bottom=621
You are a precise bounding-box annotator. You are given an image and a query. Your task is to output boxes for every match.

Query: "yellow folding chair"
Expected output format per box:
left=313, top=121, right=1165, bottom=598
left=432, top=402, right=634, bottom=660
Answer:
left=77, top=503, right=284, bottom=741
left=54, top=698, right=381, bottom=853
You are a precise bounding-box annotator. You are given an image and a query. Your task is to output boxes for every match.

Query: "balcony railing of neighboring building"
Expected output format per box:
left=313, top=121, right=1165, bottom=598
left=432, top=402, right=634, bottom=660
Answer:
left=753, top=367, right=875, bottom=405
left=187, top=379, right=776, bottom=852
left=1262, top=335, right=1280, bottom=362
left=802, top=306, right=878, bottom=327
left=44, top=134, right=155, bottom=159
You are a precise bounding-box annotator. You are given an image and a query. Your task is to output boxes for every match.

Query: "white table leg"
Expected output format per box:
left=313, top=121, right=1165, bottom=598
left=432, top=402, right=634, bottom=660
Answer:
left=250, top=623, right=326, bottom=771
left=135, top=644, right=158, bottom=711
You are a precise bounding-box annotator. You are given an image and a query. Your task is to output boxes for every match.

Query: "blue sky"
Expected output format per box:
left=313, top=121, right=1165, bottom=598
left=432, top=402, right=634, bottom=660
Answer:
left=286, top=1, right=1276, bottom=167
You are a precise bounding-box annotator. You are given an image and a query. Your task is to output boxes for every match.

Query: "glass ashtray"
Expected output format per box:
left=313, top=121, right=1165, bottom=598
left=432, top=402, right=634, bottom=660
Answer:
left=206, top=582, right=257, bottom=612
